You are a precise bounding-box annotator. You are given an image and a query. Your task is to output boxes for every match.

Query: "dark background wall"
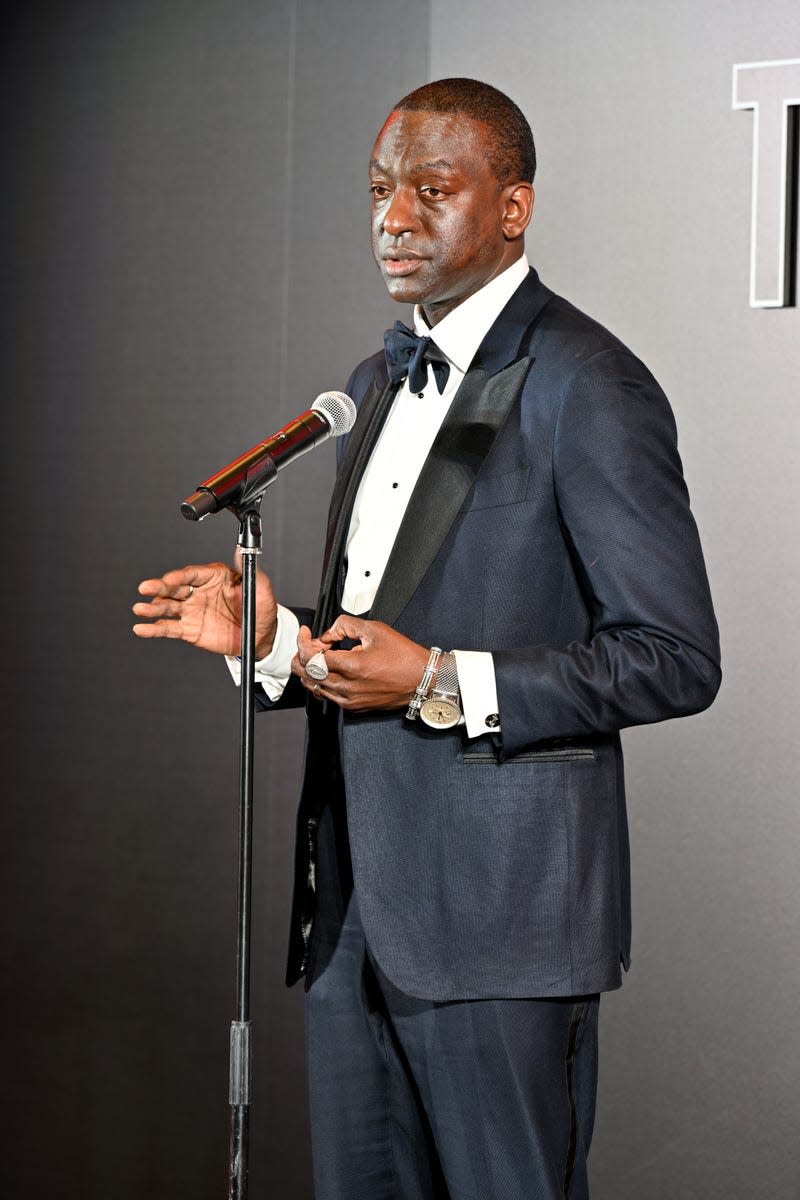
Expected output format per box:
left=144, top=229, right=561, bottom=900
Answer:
left=2, top=3, right=426, bottom=1197
left=2, top=2, right=798, bottom=1198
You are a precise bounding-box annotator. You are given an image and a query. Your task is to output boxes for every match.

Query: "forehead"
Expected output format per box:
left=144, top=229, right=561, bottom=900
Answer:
left=370, top=109, right=495, bottom=175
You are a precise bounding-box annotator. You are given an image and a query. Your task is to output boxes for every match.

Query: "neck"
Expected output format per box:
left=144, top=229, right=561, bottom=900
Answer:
left=420, top=247, right=525, bottom=327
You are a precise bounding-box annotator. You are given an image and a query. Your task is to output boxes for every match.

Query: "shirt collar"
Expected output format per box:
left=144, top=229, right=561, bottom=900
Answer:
left=412, top=255, right=530, bottom=375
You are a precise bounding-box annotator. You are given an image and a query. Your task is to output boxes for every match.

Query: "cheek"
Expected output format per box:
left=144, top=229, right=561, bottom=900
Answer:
left=445, top=214, right=500, bottom=268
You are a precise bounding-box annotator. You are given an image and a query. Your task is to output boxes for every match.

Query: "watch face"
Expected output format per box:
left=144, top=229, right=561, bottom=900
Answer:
left=419, top=697, right=461, bottom=729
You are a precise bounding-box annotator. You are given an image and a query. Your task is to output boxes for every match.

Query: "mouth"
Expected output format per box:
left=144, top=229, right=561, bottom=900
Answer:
left=381, top=251, right=426, bottom=278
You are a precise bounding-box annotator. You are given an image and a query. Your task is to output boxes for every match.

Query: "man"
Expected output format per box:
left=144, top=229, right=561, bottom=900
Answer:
left=134, top=79, right=720, bottom=1198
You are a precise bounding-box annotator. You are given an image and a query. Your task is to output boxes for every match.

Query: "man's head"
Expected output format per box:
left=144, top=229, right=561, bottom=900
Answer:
left=370, top=78, right=536, bottom=324
left=394, top=78, right=536, bottom=186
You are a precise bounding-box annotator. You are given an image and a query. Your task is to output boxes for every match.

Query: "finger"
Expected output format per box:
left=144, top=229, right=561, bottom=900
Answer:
left=320, top=614, right=370, bottom=644
left=296, top=630, right=312, bottom=665
left=293, top=664, right=326, bottom=698
left=136, top=579, right=192, bottom=601
left=296, top=624, right=326, bottom=666
left=132, top=618, right=185, bottom=639
left=136, top=564, right=226, bottom=597
left=292, top=649, right=327, bottom=675
left=136, top=578, right=176, bottom=598
left=319, top=648, right=365, bottom=679
left=161, top=564, right=224, bottom=590
left=137, top=572, right=196, bottom=597
left=132, top=597, right=186, bottom=619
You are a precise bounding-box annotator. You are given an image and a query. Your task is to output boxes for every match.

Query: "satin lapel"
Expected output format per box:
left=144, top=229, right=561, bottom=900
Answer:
left=314, top=378, right=397, bottom=635
left=370, top=356, right=532, bottom=627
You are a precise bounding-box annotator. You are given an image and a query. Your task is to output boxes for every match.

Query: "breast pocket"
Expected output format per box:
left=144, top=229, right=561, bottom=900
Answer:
left=468, top=466, right=531, bottom=511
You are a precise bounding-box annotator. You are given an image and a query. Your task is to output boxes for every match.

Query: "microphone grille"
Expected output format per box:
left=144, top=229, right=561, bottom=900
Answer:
left=312, top=391, right=357, bottom=436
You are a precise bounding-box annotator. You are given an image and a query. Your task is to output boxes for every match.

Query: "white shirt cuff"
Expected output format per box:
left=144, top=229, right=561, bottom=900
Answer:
left=224, top=604, right=301, bottom=701
left=452, top=649, right=501, bottom=738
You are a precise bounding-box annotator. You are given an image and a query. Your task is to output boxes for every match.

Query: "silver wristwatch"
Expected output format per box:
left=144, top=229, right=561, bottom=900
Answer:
left=419, top=651, right=462, bottom=730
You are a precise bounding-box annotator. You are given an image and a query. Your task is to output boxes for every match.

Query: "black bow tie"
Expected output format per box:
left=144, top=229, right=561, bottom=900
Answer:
left=384, top=321, right=451, bottom=394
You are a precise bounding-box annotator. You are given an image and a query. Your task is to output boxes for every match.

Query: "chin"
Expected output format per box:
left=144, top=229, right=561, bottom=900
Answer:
left=383, top=283, right=416, bottom=304
left=381, top=275, right=428, bottom=306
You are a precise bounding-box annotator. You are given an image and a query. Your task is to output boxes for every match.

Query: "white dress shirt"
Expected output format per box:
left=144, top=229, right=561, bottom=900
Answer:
left=230, top=255, right=530, bottom=736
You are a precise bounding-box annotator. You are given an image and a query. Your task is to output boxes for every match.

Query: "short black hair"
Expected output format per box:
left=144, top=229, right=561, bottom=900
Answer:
left=393, top=77, right=536, bottom=184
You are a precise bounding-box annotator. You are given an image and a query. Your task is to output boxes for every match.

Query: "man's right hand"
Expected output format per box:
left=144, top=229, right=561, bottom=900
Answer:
left=132, top=559, right=278, bottom=659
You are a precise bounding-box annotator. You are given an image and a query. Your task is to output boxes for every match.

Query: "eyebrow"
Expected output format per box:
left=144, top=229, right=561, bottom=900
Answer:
left=412, top=159, right=455, bottom=173
left=369, top=158, right=456, bottom=174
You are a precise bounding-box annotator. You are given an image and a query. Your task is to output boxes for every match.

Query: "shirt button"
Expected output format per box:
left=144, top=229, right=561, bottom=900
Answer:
left=392, top=482, right=399, bottom=489
left=364, top=570, right=371, bottom=577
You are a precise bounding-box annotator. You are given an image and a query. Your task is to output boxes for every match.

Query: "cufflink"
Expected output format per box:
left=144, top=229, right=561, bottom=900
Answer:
left=485, top=713, right=500, bottom=729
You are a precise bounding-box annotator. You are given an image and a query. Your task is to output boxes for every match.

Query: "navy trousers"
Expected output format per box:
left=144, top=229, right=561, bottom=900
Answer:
left=304, top=801, right=600, bottom=1199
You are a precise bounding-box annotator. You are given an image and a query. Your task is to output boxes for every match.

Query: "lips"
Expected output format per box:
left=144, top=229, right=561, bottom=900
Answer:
left=383, top=259, right=424, bottom=277
left=381, top=249, right=427, bottom=277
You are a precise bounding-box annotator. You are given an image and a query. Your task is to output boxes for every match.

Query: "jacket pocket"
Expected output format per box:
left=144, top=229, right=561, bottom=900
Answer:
left=468, top=466, right=531, bottom=510
left=463, top=747, right=597, bottom=765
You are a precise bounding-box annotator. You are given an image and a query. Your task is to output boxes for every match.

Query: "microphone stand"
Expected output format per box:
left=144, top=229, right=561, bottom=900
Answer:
left=180, top=402, right=355, bottom=1196
left=179, top=399, right=355, bottom=1196
left=183, top=488, right=265, bottom=1200
left=226, top=498, right=262, bottom=1200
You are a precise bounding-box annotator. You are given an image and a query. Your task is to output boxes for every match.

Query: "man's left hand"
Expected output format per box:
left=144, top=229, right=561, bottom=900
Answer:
left=292, top=615, right=430, bottom=711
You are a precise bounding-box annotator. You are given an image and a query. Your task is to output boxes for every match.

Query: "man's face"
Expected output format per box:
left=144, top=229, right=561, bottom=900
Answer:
left=369, top=110, right=526, bottom=325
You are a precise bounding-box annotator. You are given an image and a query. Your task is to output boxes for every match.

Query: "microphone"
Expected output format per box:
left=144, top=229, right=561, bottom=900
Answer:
left=181, top=391, right=357, bottom=520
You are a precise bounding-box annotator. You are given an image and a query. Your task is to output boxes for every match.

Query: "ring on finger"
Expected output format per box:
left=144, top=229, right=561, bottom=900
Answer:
left=313, top=682, right=322, bottom=696
left=306, top=651, right=329, bottom=681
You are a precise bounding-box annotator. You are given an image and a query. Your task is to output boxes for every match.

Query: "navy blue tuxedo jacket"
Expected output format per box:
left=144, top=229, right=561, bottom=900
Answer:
left=267, top=267, right=720, bottom=1000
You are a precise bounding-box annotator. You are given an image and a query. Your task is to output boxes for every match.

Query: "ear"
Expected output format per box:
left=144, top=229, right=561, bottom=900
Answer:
left=502, top=183, right=534, bottom=240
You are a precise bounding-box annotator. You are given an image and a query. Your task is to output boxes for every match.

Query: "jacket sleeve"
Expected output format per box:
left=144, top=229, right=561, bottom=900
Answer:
left=493, top=348, right=721, bottom=759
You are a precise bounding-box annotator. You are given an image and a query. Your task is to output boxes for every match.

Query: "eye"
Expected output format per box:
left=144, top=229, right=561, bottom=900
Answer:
left=370, top=183, right=390, bottom=199
left=421, top=186, right=443, bottom=198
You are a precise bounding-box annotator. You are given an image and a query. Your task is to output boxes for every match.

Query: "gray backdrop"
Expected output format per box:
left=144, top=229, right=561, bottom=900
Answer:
left=2, top=2, right=798, bottom=1197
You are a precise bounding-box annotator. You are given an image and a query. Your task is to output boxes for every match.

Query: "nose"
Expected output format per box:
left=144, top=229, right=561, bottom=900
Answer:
left=381, top=186, right=418, bottom=237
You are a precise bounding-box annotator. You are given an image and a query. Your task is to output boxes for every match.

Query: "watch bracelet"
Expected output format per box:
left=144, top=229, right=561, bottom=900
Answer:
left=431, top=650, right=460, bottom=700
left=405, top=646, right=443, bottom=720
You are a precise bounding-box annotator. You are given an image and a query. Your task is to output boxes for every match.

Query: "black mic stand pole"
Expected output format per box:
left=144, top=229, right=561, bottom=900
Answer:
left=226, top=499, right=263, bottom=1200
left=183, top=441, right=339, bottom=1196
